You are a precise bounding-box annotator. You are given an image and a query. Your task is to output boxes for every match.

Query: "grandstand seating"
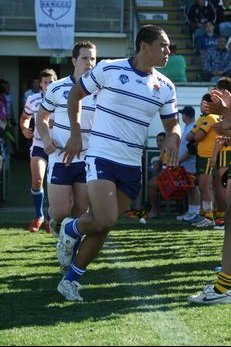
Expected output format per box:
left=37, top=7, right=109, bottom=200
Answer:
left=134, top=0, right=202, bottom=81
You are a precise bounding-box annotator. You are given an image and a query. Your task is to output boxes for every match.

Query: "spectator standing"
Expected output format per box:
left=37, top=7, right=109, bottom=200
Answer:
left=156, top=43, right=187, bottom=83
left=0, top=79, right=17, bottom=156
left=176, top=106, right=201, bottom=223
left=0, top=85, right=8, bottom=141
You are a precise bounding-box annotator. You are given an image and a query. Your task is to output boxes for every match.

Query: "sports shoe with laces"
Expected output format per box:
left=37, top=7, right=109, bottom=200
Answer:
left=43, top=219, right=51, bottom=233
left=57, top=278, right=83, bottom=301
left=28, top=217, right=44, bottom=233
left=187, top=214, right=202, bottom=224
left=188, top=284, right=231, bottom=305
left=176, top=211, right=192, bottom=221
left=183, top=212, right=197, bottom=222
left=56, top=218, right=80, bottom=267
left=193, top=217, right=215, bottom=228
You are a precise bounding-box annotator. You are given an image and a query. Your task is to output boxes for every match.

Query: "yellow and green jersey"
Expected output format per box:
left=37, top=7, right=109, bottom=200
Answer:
left=196, top=113, right=220, bottom=158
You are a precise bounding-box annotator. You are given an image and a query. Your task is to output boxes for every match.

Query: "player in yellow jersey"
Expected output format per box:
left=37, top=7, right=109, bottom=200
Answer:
left=187, top=93, right=226, bottom=228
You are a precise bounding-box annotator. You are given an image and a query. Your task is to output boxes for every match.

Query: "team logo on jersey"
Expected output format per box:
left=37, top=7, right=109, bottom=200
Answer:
left=63, top=90, right=69, bottom=99
left=119, top=74, right=129, bottom=85
left=40, top=0, right=71, bottom=20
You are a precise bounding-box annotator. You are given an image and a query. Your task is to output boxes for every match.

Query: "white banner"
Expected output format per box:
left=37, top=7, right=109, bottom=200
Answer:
left=35, top=0, right=76, bottom=50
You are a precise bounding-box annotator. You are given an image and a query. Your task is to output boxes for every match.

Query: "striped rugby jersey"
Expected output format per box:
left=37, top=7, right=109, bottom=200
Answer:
left=24, top=92, right=54, bottom=149
left=80, top=57, right=178, bottom=166
left=42, top=75, right=96, bottom=162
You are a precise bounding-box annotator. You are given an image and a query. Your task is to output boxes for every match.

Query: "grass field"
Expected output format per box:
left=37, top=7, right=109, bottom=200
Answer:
left=1, top=213, right=231, bottom=346
left=1, top=158, right=231, bottom=346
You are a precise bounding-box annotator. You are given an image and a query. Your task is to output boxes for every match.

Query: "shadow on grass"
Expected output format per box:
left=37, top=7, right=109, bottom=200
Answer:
left=0, top=213, right=195, bottom=231
left=0, top=224, right=223, bottom=330
left=0, top=259, right=220, bottom=330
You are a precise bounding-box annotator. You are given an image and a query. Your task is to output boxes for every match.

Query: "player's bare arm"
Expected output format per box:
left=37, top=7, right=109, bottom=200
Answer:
left=62, top=82, right=88, bottom=166
left=20, top=113, right=33, bottom=139
left=162, top=116, right=181, bottom=166
left=36, top=105, right=56, bottom=155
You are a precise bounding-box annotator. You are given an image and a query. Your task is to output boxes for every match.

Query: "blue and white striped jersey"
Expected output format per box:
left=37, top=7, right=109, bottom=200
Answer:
left=42, top=75, right=96, bottom=162
left=80, top=58, right=178, bottom=166
left=24, top=92, right=54, bottom=149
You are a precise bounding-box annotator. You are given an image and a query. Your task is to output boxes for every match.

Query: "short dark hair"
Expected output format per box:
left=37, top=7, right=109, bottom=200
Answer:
left=135, top=25, right=166, bottom=53
left=72, top=41, right=96, bottom=59
left=157, top=132, right=166, bottom=138
left=38, top=68, right=58, bottom=82
left=216, top=77, right=231, bottom=92
left=202, top=93, right=212, bottom=102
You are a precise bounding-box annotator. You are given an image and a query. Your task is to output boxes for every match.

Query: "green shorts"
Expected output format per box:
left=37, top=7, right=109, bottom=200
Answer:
left=217, top=150, right=231, bottom=169
left=196, top=155, right=214, bottom=175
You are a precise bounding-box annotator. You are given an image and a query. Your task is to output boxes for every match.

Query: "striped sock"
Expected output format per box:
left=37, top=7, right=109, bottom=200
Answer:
left=65, top=219, right=81, bottom=239
left=64, top=262, right=86, bottom=283
left=214, top=272, right=231, bottom=294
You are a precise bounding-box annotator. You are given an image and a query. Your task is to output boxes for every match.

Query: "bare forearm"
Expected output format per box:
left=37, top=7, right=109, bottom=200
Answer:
left=68, top=84, right=84, bottom=136
left=166, top=123, right=181, bottom=146
left=20, top=114, right=33, bottom=139
left=162, top=118, right=181, bottom=165
left=20, top=115, right=30, bottom=132
left=36, top=117, right=50, bottom=143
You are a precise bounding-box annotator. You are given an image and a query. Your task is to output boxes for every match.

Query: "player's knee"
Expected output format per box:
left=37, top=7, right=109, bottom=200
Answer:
left=93, top=216, right=117, bottom=233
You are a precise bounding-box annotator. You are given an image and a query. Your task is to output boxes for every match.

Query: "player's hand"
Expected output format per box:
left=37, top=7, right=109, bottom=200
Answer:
left=61, top=136, right=82, bottom=166
left=44, top=140, right=56, bottom=155
left=162, top=133, right=180, bottom=167
left=22, top=127, right=33, bottom=139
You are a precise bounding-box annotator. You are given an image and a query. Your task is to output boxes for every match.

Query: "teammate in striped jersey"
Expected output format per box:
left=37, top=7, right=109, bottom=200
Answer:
left=36, top=41, right=97, bottom=241
left=56, top=25, right=181, bottom=301
left=20, top=68, right=58, bottom=233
